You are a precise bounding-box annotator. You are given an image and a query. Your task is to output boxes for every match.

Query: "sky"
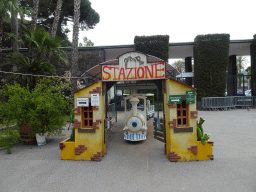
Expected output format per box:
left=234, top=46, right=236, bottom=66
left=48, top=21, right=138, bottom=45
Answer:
left=68, top=0, right=254, bottom=67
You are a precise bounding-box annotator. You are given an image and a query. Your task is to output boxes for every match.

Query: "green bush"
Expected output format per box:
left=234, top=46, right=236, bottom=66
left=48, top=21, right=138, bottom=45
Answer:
left=0, top=79, right=71, bottom=137
left=194, top=34, right=230, bottom=100
left=134, top=35, right=169, bottom=61
left=0, top=126, right=21, bottom=154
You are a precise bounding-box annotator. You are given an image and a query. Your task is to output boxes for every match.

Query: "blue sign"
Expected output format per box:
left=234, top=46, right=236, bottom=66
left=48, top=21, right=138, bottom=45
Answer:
left=156, top=118, right=161, bottom=130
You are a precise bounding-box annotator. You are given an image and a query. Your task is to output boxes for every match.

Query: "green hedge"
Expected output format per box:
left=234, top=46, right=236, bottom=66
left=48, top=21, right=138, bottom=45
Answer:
left=134, top=35, right=169, bottom=61
left=194, top=34, right=230, bottom=100
left=250, top=35, right=256, bottom=96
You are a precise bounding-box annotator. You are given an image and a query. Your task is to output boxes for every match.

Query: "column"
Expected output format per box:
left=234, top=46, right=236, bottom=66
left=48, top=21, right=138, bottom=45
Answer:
left=185, top=57, right=193, bottom=86
left=250, top=44, right=256, bottom=96
left=227, top=55, right=237, bottom=96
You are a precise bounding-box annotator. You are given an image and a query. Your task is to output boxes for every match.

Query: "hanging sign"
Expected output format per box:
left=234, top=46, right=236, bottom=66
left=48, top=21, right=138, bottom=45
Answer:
left=101, top=52, right=165, bottom=81
left=91, top=94, right=100, bottom=106
left=169, top=95, right=182, bottom=104
left=186, top=91, right=195, bottom=104
left=77, top=98, right=89, bottom=107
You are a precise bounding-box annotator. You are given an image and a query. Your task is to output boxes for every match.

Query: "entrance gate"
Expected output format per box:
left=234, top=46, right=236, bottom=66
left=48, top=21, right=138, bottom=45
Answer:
left=60, top=51, right=214, bottom=162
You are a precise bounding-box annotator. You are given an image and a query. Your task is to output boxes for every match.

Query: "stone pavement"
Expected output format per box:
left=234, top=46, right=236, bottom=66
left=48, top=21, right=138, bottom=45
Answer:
left=0, top=109, right=255, bottom=192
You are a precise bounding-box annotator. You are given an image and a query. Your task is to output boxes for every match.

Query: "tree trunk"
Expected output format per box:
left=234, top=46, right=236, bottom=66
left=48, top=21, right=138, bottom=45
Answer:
left=71, top=0, right=81, bottom=99
left=11, top=0, right=19, bottom=74
left=31, top=0, right=39, bottom=30
left=50, top=0, right=63, bottom=38
left=0, top=15, right=3, bottom=67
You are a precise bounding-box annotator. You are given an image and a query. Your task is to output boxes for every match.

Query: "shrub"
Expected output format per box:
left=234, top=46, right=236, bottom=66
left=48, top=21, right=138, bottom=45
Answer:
left=0, top=80, right=70, bottom=137
left=194, top=34, right=230, bottom=100
left=0, top=126, right=21, bottom=154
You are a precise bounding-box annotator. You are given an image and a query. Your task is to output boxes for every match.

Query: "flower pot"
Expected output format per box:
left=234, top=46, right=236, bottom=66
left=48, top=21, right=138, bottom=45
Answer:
left=36, top=133, right=47, bottom=146
left=19, top=121, right=36, bottom=144
left=60, top=138, right=75, bottom=160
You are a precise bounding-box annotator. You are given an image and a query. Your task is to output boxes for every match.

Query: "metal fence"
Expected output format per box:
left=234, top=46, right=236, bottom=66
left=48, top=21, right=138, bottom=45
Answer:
left=201, top=96, right=256, bottom=111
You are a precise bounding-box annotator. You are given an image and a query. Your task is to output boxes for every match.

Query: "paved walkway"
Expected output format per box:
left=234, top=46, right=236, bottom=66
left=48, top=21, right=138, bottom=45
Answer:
left=0, top=109, right=255, bottom=192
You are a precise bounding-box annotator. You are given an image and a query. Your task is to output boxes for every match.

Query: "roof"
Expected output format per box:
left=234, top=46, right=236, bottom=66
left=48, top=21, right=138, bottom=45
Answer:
left=168, top=77, right=197, bottom=91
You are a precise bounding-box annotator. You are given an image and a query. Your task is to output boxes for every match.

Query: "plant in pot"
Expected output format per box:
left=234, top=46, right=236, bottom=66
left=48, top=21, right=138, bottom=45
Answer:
left=0, top=79, right=70, bottom=145
left=197, top=117, right=210, bottom=144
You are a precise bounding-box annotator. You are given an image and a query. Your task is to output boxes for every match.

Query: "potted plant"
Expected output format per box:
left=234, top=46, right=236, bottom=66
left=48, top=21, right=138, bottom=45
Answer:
left=0, top=78, right=71, bottom=144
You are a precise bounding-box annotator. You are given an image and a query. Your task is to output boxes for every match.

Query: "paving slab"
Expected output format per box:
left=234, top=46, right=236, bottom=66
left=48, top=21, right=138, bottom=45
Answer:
left=0, top=109, right=255, bottom=192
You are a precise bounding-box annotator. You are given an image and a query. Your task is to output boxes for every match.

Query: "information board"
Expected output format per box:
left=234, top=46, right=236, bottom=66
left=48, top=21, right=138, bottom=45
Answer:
left=91, top=94, right=100, bottom=106
left=186, top=91, right=195, bottom=104
left=77, top=98, right=89, bottom=107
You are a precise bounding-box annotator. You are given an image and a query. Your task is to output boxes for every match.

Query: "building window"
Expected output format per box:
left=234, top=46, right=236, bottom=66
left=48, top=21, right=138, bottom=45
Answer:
left=82, top=103, right=93, bottom=127
left=177, top=99, right=188, bottom=126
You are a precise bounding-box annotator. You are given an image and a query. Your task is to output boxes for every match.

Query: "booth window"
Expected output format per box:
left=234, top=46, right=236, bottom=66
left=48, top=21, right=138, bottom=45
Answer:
left=82, top=103, right=93, bottom=127
left=177, top=100, right=188, bottom=126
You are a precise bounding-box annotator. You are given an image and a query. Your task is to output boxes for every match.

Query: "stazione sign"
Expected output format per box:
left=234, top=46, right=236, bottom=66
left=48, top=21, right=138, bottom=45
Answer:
left=101, top=52, right=165, bottom=81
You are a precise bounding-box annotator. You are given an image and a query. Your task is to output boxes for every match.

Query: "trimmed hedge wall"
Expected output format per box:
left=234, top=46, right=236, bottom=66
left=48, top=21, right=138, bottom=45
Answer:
left=194, top=34, right=230, bottom=100
left=134, top=35, right=169, bottom=61
left=250, top=34, right=256, bottom=96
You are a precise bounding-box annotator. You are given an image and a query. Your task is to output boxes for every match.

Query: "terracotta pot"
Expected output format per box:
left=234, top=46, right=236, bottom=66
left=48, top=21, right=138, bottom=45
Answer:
left=19, top=121, right=36, bottom=144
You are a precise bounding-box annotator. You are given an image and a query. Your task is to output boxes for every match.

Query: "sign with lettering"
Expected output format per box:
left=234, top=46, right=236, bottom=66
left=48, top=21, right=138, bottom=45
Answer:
left=186, top=91, right=195, bottom=104
left=77, top=98, right=89, bottom=107
left=169, top=95, right=182, bottom=104
left=102, top=52, right=165, bottom=81
left=91, top=94, right=100, bottom=106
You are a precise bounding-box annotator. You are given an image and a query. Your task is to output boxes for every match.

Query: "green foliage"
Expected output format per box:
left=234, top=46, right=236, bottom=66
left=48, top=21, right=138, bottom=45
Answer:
left=69, top=128, right=75, bottom=142
left=197, top=117, right=210, bottom=145
left=20, top=0, right=100, bottom=41
left=0, top=79, right=71, bottom=137
left=78, top=36, right=94, bottom=47
left=4, top=53, right=56, bottom=90
left=70, top=109, right=75, bottom=123
left=134, top=35, right=169, bottom=61
left=0, top=126, right=21, bottom=154
left=172, top=60, right=185, bottom=73
left=194, top=34, right=230, bottom=100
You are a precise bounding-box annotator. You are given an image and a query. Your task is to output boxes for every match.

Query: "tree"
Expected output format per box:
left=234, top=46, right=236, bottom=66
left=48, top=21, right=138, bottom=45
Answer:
left=172, top=60, right=185, bottom=73
left=50, top=0, right=63, bottom=38
left=237, top=56, right=248, bottom=73
left=246, top=66, right=251, bottom=75
left=30, top=0, right=39, bottom=30
left=0, top=0, right=20, bottom=63
left=21, top=25, right=69, bottom=63
left=4, top=26, right=69, bottom=90
left=78, top=36, right=94, bottom=47
left=20, top=0, right=100, bottom=45
left=71, top=0, right=81, bottom=99
left=4, top=53, right=56, bottom=90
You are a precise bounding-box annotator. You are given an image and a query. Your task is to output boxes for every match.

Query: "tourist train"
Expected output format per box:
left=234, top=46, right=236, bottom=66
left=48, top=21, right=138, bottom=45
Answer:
left=123, top=94, right=155, bottom=141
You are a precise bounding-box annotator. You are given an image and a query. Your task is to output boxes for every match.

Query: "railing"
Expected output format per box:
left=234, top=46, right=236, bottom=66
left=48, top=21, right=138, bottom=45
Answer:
left=201, top=96, right=256, bottom=111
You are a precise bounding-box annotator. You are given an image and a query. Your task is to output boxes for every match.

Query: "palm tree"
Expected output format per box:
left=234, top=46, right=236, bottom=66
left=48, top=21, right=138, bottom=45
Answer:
left=71, top=0, right=81, bottom=99
left=5, top=52, right=56, bottom=90
left=50, top=0, right=63, bottom=38
left=21, top=25, right=68, bottom=64
left=237, top=56, right=247, bottom=73
left=0, top=0, right=19, bottom=64
left=5, top=26, right=69, bottom=89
